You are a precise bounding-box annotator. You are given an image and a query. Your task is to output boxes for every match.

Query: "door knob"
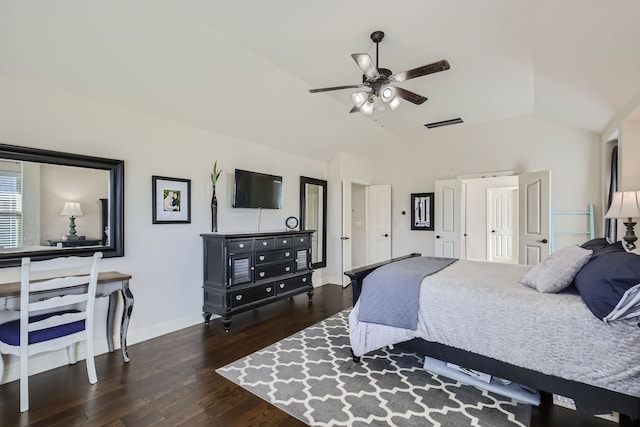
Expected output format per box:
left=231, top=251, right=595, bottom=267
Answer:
left=436, top=235, right=441, bottom=239
left=536, top=239, right=548, bottom=244
left=382, top=233, right=389, bottom=237
left=340, top=236, right=350, bottom=240
left=491, top=230, right=496, bottom=233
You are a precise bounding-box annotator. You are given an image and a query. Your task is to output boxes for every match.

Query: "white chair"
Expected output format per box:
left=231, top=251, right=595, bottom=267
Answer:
left=0, top=252, right=103, bottom=412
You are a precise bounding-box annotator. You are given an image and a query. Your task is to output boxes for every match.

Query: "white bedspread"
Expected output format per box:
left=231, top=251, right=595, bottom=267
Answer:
left=349, top=259, right=640, bottom=397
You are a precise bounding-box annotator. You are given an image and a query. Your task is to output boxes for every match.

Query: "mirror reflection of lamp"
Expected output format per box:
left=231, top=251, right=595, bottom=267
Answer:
left=60, top=201, right=83, bottom=241
left=605, top=191, right=640, bottom=250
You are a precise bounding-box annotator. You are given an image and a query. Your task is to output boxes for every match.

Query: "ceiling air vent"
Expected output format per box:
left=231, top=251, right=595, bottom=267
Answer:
left=424, top=117, right=464, bottom=129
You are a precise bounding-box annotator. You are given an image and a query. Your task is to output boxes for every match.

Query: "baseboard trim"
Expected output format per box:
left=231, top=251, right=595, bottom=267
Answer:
left=1, top=313, right=204, bottom=385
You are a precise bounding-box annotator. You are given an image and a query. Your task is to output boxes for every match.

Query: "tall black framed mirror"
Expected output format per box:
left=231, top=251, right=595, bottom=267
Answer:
left=0, top=143, right=124, bottom=267
left=300, top=176, right=327, bottom=269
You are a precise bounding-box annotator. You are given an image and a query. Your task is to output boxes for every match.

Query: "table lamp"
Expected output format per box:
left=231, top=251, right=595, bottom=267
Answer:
left=60, top=201, right=83, bottom=240
left=605, top=191, right=640, bottom=249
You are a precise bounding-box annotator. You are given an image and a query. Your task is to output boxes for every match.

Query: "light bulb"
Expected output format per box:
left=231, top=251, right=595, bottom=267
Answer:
left=381, top=87, right=394, bottom=102
left=352, top=91, right=368, bottom=108
left=360, top=98, right=374, bottom=116
left=387, top=97, right=402, bottom=111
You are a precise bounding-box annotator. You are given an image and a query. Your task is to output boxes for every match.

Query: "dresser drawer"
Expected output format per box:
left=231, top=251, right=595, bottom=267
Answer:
left=227, top=239, right=254, bottom=253
left=275, top=274, right=311, bottom=295
left=274, top=235, right=294, bottom=248
left=229, top=283, right=275, bottom=308
left=255, top=248, right=294, bottom=264
left=294, top=235, right=310, bottom=246
left=254, top=261, right=295, bottom=281
left=255, top=238, right=275, bottom=250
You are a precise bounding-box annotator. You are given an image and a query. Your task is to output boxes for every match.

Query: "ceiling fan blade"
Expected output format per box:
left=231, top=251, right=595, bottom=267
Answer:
left=392, top=60, right=450, bottom=82
left=349, top=106, right=360, bottom=114
left=351, top=53, right=380, bottom=80
left=309, top=84, right=362, bottom=93
left=394, top=87, right=428, bottom=105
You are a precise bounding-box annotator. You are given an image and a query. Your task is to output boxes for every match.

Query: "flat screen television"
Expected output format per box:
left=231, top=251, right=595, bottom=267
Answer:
left=233, top=169, right=283, bottom=209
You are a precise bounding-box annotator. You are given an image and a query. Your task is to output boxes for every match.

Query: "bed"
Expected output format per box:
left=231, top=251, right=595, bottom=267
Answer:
left=345, top=242, right=640, bottom=419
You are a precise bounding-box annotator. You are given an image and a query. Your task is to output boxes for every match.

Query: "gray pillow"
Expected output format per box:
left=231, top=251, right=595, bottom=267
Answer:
left=520, top=245, right=593, bottom=293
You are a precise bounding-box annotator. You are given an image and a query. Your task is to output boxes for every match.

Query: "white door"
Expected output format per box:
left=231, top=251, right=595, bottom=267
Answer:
left=434, top=179, right=461, bottom=258
left=518, top=171, right=550, bottom=265
left=366, top=184, right=391, bottom=264
left=488, top=186, right=518, bottom=264
left=341, top=180, right=353, bottom=287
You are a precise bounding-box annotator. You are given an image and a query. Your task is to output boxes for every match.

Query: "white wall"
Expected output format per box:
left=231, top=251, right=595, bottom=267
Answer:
left=0, top=76, right=327, bottom=381
left=620, top=119, right=640, bottom=191
left=372, top=115, right=602, bottom=258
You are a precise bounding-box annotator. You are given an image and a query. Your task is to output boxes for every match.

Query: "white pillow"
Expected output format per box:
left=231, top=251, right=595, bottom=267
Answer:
left=520, top=245, right=592, bottom=293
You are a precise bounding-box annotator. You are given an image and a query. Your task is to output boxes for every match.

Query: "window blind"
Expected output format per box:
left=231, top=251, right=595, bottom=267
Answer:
left=0, top=172, right=22, bottom=248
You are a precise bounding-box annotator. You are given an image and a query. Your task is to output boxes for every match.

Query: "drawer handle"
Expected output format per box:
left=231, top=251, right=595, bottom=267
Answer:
left=259, top=256, right=265, bottom=261
left=283, top=239, right=287, bottom=244
left=259, top=272, right=265, bottom=277
left=299, top=238, right=304, bottom=242
left=285, top=267, right=291, bottom=272
left=266, top=287, right=272, bottom=292
left=262, top=241, right=268, bottom=246
left=239, top=243, right=244, bottom=248
left=302, top=277, right=307, bottom=282
left=236, top=295, right=242, bottom=301
left=285, top=252, right=290, bottom=257
left=279, top=283, right=285, bottom=289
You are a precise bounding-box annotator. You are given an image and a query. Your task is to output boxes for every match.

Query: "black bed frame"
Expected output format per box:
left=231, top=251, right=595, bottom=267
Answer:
left=344, top=253, right=640, bottom=419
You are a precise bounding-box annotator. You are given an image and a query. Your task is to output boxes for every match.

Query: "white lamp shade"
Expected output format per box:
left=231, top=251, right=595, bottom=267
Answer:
left=381, top=86, right=395, bottom=102
left=380, top=86, right=401, bottom=111
left=605, top=191, right=640, bottom=219
left=360, top=98, right=374, bottom=116
left=351, top=91, right=368, bottom=108
left=387, top=97, right=402, bottom=111
left=60, top=201, right=83, bottom=217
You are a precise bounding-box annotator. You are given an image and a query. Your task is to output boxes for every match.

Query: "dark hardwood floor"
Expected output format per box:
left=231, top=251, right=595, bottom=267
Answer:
left=0, top=284, right=637, bottom=426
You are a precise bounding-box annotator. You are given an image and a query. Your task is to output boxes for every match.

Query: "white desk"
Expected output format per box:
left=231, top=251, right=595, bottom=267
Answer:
left=0, top=271, right=133, bottom=362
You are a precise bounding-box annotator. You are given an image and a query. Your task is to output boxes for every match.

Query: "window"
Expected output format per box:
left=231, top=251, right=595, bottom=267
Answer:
left=0, top=171, right=22, bottom=248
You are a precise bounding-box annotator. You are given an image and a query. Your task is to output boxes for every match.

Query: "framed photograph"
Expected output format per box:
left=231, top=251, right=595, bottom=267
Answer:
left=411, top=192, right=434, bottom=231
left=152, top=176, right=191, bottom=224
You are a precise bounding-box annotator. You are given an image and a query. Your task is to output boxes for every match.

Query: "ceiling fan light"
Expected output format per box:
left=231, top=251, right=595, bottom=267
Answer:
left=387, top=97, right=402, bottom=111
left=352, top=91, right=368, bottom=108
left=381, top=86, right=395, bottom=102
left=360, top=98, right=375, bottom=116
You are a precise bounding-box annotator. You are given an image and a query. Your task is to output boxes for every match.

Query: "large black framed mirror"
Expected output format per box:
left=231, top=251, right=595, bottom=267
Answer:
left=0, top=143, right=124, bottom=267
left=300, top=176, right=327, bottom=269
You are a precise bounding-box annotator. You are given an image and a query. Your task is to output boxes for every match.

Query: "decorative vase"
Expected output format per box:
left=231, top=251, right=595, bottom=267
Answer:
left=211, top=187, right=218, bottom=232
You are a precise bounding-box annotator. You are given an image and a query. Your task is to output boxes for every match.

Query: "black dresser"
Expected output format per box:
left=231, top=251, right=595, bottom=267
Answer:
left=201, top=230, right=313, bottom=331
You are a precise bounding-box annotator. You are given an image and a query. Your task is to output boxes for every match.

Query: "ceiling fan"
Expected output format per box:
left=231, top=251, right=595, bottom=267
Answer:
left=309, top=31, right=450, bottom=116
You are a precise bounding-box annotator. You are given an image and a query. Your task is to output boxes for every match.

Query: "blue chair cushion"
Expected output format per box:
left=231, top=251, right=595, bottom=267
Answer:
left=0, top=310, right=85, bottom=346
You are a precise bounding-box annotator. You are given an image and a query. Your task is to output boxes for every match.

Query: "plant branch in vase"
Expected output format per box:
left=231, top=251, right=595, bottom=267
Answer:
left=211, top=161, right=221, bottom=232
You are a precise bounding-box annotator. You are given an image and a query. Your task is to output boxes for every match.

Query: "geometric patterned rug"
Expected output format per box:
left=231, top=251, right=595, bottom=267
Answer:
left=216, top=309, right=531, bottom=427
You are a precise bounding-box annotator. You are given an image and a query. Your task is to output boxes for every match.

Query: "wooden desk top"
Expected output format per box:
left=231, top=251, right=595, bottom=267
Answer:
left=0, top=271, right=132, bottom=297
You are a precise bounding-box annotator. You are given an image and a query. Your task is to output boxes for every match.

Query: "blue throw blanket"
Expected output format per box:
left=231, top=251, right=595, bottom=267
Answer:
left=358, top=256, right=457, bottom=330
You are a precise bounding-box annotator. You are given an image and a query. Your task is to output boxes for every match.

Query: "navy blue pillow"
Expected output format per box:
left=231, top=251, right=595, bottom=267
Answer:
left=580, top=238, right=611, bottom=253
left=574, top=249, right=640, bottom=320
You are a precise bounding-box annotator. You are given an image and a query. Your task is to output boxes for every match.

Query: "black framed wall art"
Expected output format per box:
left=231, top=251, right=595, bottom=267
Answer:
left=152, top=176, right=191, bottom=224
left=411, top=192, right=434, bottom=231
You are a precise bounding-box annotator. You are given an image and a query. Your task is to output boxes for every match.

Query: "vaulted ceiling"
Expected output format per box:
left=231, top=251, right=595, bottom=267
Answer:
left=1, top=0, right=639, bottom=161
